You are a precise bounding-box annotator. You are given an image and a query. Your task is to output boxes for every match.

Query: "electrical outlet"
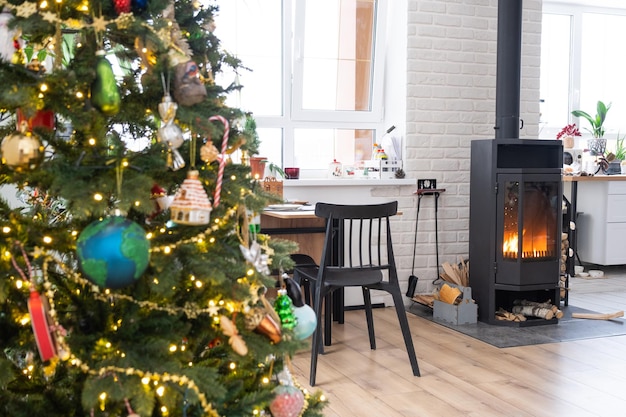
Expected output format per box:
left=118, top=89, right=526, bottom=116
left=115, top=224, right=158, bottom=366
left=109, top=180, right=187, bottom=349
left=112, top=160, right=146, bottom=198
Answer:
left=417, top=179, right=437, bottom=190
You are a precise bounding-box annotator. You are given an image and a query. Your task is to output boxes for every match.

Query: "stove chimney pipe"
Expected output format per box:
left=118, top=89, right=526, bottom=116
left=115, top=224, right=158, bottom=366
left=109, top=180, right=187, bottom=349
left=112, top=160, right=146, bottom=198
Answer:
left=495, top=0, right=523, bottom=139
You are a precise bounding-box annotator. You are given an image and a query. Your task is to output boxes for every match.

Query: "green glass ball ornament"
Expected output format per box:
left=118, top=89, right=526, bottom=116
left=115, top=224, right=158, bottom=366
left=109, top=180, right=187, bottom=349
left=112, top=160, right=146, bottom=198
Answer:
left=274, top=288, right=298, bottom=330
left=91, top=50, right=121, bottom=116
left=1, top=121, right=44, bottom=172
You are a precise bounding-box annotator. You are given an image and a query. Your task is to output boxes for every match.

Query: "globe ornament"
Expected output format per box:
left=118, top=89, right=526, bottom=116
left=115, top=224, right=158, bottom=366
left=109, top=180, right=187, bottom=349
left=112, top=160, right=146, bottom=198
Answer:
left=76, top=217, right=150, bottom=289
left=1, top=121, right=44, bottom=172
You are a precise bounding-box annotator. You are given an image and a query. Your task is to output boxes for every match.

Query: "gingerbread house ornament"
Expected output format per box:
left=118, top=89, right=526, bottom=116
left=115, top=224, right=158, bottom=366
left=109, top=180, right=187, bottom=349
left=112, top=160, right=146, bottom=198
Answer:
left=170, top=170, right=212, bottom=225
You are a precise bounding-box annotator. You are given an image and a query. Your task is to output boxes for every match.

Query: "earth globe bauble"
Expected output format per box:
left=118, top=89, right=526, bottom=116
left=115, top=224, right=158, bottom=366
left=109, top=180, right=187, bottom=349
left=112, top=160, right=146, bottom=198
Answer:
left=76, top=217, right=150, bottom=289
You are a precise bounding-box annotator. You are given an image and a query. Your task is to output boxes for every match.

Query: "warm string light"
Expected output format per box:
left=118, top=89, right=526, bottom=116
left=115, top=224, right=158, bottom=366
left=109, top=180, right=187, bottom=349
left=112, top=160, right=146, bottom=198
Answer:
left=150, top=207, right=238, bottom=253
left=65, top=364, right=220, bottom=417
left=47, top=253, right=236, bottom=318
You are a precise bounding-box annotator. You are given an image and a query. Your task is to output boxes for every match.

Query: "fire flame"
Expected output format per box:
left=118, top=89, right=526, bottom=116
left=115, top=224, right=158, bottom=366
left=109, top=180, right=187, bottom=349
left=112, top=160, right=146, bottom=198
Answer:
left=503, top=230, right=551, bottom=259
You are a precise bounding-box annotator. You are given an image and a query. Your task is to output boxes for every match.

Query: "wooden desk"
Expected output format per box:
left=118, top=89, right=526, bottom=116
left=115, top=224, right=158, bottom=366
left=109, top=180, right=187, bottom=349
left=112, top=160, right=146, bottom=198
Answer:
left=261, top=210, right=325, bottom=264
left=563, top=175, right=626, bottom=266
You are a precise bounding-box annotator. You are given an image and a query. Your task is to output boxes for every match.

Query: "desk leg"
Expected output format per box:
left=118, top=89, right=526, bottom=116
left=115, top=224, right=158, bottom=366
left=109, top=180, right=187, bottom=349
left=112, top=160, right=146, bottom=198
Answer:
left=564, top=181, right=579, bottom=307
left=571, top=181, right=579, bottom=270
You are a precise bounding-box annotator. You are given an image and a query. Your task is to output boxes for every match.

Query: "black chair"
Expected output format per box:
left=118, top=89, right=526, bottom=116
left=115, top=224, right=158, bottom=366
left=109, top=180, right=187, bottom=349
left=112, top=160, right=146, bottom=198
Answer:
left=288, top=254, right=317, bottom=304
left=293, top=201, right=420, bottom=386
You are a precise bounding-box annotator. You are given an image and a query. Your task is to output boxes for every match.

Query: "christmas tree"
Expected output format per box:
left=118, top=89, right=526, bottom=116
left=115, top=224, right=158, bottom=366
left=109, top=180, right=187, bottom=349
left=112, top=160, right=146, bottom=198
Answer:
left=0, top=1, right=325, bottom=416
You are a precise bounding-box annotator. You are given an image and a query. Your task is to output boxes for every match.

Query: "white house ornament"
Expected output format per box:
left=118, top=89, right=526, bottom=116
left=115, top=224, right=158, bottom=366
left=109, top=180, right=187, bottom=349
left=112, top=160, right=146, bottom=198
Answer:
left=170, top=170, right=212, bottom=225
left=1, top=121, right=45, bottom=172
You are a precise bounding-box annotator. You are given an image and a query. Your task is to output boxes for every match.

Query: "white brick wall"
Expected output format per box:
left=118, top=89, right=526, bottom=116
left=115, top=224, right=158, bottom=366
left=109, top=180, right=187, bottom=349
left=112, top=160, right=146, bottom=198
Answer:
left=399, top=0, right=543, bottom=297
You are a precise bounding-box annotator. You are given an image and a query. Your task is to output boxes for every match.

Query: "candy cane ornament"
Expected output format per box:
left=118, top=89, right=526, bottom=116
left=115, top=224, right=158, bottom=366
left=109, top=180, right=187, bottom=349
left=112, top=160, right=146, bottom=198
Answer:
left=209, top=115, right=229, bottom=208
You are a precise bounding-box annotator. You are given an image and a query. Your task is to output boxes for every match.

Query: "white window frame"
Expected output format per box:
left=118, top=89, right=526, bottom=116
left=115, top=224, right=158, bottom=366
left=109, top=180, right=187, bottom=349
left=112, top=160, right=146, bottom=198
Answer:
left=290, top=0, right=387, bottom=124
left=541, top=2, right=626, bottom=142
left=236, top=0, right=389, bottom=173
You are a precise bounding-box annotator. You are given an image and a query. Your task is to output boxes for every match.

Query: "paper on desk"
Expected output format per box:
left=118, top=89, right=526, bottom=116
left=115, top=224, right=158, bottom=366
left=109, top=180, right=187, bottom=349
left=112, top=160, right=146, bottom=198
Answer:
left=381, top=134, right=402, bottom=160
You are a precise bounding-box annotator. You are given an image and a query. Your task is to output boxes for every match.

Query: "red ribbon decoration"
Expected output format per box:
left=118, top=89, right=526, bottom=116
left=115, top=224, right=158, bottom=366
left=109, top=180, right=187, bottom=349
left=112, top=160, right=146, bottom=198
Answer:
left=11, top=241, right=58, bottom=362
left=27, top=289, right=56, bottom=361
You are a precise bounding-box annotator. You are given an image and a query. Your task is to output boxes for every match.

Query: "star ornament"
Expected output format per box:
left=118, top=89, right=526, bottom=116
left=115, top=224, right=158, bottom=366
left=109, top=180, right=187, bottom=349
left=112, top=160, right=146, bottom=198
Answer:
left=91, top=15, right=108, bottom=33
left=16, top=2, right=37, bottom=17
left=41, top=11, right=57, bottom=24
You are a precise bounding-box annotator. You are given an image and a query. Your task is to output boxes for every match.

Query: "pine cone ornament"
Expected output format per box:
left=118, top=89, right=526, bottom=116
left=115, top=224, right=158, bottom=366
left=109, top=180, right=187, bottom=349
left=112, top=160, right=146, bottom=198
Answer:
left=113, top=0, right=131, bottom=15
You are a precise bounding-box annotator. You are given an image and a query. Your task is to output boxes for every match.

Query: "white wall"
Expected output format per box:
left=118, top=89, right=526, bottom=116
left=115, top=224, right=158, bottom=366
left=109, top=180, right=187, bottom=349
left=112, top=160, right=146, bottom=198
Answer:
left=389, top=0, right=544, bottom=296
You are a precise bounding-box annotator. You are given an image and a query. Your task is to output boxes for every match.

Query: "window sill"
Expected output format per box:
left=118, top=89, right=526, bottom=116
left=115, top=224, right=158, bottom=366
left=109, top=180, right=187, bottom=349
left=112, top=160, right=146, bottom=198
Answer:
left=281, top=178, right=415, bottom=187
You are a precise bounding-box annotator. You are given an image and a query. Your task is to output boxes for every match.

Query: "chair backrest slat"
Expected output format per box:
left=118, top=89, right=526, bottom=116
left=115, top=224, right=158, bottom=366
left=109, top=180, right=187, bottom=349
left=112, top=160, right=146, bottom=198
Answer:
left=314, top=202, right=398, bottom=274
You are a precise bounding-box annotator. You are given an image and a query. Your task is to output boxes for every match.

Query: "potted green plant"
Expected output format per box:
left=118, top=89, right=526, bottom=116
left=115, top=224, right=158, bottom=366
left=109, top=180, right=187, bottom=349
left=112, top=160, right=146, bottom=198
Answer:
left=572, top=100, right=611, bottom=156
left=241, top=115, right=267, bottom=179
left=615, top=134, right=626, bottom=161
left=266, top=161, right=285, bottom=178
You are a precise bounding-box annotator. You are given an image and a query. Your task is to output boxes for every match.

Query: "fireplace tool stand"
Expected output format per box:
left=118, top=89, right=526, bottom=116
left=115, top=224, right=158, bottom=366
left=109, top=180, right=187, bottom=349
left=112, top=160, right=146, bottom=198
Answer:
left=407, top=182, right=445, bottom=297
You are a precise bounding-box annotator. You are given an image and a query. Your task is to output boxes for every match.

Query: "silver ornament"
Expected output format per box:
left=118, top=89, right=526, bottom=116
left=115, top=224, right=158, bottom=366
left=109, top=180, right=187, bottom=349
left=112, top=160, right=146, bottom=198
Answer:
left=157, top=94, right=184, bottom=149
left=157, top=94, right=185, bottom=171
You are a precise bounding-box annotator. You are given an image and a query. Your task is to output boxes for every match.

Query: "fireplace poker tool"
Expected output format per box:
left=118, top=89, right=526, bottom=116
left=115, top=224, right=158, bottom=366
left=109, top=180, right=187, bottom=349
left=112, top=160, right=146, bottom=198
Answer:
left=406, top=193, right=422, bottom=297
left=407, top=183, right=445, bottom=297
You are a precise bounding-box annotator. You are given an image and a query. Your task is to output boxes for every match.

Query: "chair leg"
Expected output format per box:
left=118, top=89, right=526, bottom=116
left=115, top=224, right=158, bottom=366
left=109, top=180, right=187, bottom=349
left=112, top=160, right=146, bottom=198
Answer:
left=362, top=287, right=376, bottom=350
left=390, top=288, right=420, bottom=377
left=324, top=293, right=333, bottom=346
left=302, top=279, right=311, bottom=306
left=310, top=283, right=325, bottom=386
left=293, top=271, right=312, bottom=306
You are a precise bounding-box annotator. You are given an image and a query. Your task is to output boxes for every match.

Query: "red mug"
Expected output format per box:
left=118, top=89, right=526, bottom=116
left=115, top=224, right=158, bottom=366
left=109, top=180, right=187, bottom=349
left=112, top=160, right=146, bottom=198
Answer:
left=284, top=167, right=300, bottom=179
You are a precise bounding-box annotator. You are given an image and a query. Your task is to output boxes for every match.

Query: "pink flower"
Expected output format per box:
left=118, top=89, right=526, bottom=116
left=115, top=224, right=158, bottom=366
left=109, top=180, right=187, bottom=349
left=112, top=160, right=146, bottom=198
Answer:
left=556, top=123, right=582, bottom=140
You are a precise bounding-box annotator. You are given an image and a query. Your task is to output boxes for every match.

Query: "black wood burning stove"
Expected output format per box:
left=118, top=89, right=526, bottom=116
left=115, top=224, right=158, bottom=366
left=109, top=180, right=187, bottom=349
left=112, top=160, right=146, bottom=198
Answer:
left=469, top=0, right=564, bottom=325
left=470, top=139, right=563, bottom=325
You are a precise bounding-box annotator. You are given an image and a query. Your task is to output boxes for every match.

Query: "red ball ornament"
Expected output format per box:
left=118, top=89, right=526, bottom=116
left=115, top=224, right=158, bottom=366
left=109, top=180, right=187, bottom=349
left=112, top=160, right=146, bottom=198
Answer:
left=269, top=385, right=304, bottom=417
left=113, top=0, right=131, bottom=15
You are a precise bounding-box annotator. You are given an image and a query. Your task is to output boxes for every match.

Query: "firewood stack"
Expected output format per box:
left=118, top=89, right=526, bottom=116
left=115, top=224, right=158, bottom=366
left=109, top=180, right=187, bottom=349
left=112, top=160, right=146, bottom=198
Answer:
left=560, top=232, right=569, bottom=299
left=411, top=258, right=470, bottom=308
left=440, top=258, right=469, bottom=287
left=496, top=299, right=564, bottom=322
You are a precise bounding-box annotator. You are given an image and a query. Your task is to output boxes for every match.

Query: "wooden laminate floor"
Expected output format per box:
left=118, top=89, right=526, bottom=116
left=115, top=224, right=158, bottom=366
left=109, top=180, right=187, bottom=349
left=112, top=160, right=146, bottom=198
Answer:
left=290, top=266, right=626, bottom=417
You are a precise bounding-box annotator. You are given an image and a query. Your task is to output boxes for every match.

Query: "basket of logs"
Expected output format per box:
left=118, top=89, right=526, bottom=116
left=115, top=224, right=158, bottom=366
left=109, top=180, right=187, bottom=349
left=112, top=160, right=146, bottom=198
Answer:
left=412, top=258, right=469, bottom=308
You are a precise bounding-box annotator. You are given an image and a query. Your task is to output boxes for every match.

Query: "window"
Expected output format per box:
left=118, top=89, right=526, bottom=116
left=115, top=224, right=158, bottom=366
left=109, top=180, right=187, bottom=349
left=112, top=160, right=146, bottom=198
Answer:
left=541, top=2, right=626, bottom=150
left=214, top=0, right=387, bottom=177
